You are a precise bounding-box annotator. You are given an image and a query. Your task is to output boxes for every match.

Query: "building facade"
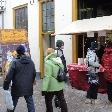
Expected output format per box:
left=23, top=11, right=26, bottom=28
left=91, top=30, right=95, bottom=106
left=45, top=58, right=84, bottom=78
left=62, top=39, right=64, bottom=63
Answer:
left=2, top=0, right=111, bottom=77
left=0, top=0, right=40, bottom=73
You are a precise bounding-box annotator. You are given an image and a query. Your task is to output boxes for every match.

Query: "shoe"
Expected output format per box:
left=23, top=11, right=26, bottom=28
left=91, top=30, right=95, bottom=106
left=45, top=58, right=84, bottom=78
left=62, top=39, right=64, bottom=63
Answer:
left=91, top=99, right=95, bottom=105
left=85, top=99, right=92, bottom=104
left=7, top=109, right=14, bottom=112
left=91, top=99, right=101, bottom=105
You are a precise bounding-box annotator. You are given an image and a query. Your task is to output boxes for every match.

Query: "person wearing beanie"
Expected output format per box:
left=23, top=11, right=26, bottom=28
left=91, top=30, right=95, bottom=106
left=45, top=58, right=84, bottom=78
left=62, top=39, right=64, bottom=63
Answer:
left=56, top=40, right=64, bottom=48
left=3, top=45, right=36, bottom=112
left=90, top=42, right=98, bottom=50
left=55, top=40, right=68, bottom=109
left=56, top=40, right=67, bottom=73
left=16, top=45, right=25, bottom=56
left=85, top=42, right=100, bottom=104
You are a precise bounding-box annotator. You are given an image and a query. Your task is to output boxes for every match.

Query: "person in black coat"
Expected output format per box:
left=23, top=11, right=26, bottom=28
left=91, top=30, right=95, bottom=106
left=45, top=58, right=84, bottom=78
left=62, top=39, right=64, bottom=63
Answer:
left=56, top=40, right=67, bottom=73
left=54, top=40, right=68, bottom=109
left=3, top=45, right=36, bottom=112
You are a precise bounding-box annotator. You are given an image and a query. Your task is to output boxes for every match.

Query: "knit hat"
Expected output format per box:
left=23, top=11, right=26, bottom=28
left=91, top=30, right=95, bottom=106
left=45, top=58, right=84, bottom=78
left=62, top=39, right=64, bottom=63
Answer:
left=16, top=45, right=25, bottom=55
left=56, top=40, right=64, bottom=48
left=90, top=42, right=98, bottom=50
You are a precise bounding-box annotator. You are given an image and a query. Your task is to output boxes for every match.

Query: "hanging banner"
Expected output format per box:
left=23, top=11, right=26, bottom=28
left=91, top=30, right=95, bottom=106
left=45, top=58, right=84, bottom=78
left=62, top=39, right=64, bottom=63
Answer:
left=98, top=31, right=106, bottom=37
left=0, top=29, right=28, bottom=44
left=87, top=32, right=94, bottom=37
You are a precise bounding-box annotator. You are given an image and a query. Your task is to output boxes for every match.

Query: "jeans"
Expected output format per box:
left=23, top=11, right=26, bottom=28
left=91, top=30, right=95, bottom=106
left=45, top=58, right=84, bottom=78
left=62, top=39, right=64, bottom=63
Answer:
left=87, top=83, right=98, bottom=99
left=44, top=90, right=68, bottom=112
left=8, top=95, right=35, bottom=112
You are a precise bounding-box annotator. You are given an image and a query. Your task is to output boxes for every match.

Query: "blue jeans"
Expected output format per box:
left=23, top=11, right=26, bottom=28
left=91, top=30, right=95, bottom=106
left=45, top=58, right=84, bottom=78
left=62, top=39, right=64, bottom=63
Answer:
left=12, top=95, right=35, bottom=112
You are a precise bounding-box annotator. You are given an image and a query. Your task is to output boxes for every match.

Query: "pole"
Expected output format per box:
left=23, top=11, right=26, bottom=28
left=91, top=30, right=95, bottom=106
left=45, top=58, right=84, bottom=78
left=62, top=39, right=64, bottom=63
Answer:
left=83, top=34, right=85, bottom=64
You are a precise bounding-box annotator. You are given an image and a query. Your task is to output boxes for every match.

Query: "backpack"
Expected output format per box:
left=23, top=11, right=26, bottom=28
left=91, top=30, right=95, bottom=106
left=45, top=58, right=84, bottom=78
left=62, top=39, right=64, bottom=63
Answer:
left=57, top=64, right=67, bottom=82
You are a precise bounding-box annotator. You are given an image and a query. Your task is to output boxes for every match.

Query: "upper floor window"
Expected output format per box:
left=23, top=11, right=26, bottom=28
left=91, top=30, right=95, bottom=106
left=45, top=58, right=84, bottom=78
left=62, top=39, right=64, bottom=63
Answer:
left=14, top=5, right=28, bottom=30
left=78, top=0, right=112, bottom=20
left=42, top=0, right=54, bottom=32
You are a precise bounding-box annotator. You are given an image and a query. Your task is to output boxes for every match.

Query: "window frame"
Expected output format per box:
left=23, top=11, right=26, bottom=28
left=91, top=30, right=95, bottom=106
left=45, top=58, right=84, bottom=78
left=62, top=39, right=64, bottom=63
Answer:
left=41, top=0, right=55, bottom=32
left=13, top=4, right=28, bottom=30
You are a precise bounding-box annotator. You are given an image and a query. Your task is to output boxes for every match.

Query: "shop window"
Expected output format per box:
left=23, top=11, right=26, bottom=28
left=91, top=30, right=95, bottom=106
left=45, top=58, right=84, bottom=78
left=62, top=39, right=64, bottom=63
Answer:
left=42, top=0, right=54, bottom=32
left=78, top=35, right=97, bottom=58
left=14, top=6, right=28, bottom=30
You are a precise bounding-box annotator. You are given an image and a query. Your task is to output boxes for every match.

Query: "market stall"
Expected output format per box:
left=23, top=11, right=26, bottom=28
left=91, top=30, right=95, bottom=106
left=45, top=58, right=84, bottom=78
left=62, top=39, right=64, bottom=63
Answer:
left=67, top=64, right=106, bottom=93
left=55, top=15, right=112, bottom=93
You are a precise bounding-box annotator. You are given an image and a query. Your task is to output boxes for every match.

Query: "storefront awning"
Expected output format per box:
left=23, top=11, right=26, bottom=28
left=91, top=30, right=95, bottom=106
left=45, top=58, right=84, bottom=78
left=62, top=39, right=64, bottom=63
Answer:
left=56, top=15, right=112, bottom=35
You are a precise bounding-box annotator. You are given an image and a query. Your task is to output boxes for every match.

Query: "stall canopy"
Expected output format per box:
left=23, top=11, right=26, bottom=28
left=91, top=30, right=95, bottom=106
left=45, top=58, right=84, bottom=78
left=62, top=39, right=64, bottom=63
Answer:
left=56, top=15, right=112, bottom=35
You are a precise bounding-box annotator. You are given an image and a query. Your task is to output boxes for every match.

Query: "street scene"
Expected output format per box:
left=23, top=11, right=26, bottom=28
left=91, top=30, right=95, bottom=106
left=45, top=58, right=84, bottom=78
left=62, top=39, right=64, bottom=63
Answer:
left=0, top=81, right=112, bottom=112
left=0, top=0, right=112, bottom=112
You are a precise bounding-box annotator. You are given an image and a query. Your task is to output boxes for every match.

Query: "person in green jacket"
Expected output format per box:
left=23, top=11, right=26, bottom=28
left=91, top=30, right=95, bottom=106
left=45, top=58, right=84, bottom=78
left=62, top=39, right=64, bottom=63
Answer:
left=42, top=48, right=68, bottom=112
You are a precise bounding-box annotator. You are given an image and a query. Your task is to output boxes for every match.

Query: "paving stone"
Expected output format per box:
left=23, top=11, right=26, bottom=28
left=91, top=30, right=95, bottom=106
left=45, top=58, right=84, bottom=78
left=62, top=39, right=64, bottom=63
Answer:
left=0, top=80, right=112, bottom=112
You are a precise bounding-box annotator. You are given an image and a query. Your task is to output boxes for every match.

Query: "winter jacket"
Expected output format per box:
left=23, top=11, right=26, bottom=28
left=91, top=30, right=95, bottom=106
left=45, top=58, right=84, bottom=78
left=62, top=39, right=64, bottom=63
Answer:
left=56, top=48, right=67, bottom=73
left=3, top=55, right=36, bottom=97
left=86, top=48, right=100, bottom=73
left=86, top=49, right=100, bottom=84
left=42, top=53, right=65, bottom=92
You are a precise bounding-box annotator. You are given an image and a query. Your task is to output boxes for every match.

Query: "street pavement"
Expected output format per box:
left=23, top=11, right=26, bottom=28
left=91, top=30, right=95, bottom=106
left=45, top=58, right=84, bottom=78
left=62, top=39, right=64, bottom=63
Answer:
left=0, top=80, right=112, bottom=112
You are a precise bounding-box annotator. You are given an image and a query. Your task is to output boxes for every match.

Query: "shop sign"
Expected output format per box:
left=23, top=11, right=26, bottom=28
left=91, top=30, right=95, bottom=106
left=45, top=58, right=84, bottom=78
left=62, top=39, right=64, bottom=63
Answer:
left=87, top=32, right=94, bottom=37
left=98, top=31, right=106, bottom=37
left=0, top=29, right=28, bottom=44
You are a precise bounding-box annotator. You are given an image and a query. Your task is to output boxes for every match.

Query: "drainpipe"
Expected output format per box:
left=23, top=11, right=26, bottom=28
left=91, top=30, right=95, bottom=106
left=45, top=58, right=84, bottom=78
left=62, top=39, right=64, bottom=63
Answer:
left=1, top=11, right=4, bottom=29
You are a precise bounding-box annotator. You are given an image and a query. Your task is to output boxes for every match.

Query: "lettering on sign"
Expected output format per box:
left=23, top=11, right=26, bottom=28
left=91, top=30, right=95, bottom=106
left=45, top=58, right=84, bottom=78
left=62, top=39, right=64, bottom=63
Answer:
left=0, top=29, right=28, bottom=44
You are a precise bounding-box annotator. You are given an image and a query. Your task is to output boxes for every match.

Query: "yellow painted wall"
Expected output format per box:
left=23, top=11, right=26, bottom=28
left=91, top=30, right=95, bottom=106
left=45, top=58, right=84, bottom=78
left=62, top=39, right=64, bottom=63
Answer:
left=72, top=0, right=78, bottom=63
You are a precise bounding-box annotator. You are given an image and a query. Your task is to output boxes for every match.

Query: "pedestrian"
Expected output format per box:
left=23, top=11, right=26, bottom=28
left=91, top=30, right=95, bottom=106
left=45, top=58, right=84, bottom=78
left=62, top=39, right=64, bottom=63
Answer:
left=85, top=42, right=100, bottom=104
left=96, top=44, right=105, bottom=64
left=56, top=40, right=67, bottom=73
left=42, top=48, right=68, bottom=112
left=54, top=40, right=68, bottom=108
left=102, top=41, right=112, bottom=103
left=3, top=45, right=36, bottom=112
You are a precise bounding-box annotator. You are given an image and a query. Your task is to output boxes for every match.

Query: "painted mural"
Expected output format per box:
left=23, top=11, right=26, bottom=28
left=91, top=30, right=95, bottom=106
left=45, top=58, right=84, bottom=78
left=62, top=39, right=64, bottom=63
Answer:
left=0, top=29, right=29, bottom=74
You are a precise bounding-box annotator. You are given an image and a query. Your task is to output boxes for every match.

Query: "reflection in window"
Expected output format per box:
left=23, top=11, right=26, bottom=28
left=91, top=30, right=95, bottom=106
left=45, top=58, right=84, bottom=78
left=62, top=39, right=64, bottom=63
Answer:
left=42, top=1, right=54, bottom=32
left=15, top=6, right=28, bottom=30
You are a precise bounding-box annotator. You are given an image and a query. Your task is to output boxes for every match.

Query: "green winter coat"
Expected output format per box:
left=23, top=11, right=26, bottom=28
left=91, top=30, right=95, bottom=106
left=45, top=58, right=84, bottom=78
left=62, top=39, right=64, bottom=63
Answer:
left=42, top=53, right=65, bottom=92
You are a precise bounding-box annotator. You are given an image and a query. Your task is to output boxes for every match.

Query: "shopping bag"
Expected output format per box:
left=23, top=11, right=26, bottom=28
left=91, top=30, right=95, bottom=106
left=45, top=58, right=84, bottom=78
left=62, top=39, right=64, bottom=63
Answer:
left=4, top=90, right=14, bottom=110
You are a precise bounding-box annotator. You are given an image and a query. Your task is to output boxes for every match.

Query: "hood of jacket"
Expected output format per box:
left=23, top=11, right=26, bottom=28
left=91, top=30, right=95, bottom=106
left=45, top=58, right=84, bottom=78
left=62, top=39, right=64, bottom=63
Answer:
left=45, top=53, right=62, bottom=65
left=17, top=55, right=31, bottom=64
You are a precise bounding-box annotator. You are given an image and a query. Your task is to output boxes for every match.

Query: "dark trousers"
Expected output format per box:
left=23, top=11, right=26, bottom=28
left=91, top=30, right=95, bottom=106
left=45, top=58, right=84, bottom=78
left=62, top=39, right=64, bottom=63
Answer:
left=8, top=95, right=35, bottom=112
left=44, top=90, right=68, bottom=112
left=107, top=81, right=112, bottom=102
left=87, top=83, right=98, bottom=99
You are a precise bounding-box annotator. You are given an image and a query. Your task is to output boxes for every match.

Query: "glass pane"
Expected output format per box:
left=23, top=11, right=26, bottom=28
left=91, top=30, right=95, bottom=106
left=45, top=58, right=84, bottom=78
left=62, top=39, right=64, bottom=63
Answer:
left=43, top=16, right=47, bottom=24
left=47, top=2, right=51, bottom=10
left=42, top=10, right=46, bottom=17
left=42, top=3, right=46, bottom=11
left=50, top=2, right=54, bottom=9
left=50, top=9, right=54, bottom=16
left=43, top=23, right=47, bottom=32
left=46, top=9, right=51, bottom=17
left=50, top=16, right=54, bottom=23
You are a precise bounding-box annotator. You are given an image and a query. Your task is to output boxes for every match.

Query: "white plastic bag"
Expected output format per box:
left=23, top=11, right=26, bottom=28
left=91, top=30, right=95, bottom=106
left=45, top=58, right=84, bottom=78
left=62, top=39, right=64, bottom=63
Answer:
left=4, top=90, right=14, bottom=110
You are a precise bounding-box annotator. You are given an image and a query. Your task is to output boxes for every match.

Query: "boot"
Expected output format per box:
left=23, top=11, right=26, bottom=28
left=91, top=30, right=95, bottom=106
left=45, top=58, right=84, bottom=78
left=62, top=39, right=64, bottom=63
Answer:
left=91, top=99, right=95, bottom=105
left=85, top=98, right=92, bottom=104
left=7, top=109, right=14, bottom=112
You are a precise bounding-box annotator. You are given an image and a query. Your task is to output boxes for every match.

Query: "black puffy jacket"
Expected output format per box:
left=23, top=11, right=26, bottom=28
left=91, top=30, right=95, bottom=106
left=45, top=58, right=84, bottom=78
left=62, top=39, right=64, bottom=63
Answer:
left=3, top=55, right=36, bottom=97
